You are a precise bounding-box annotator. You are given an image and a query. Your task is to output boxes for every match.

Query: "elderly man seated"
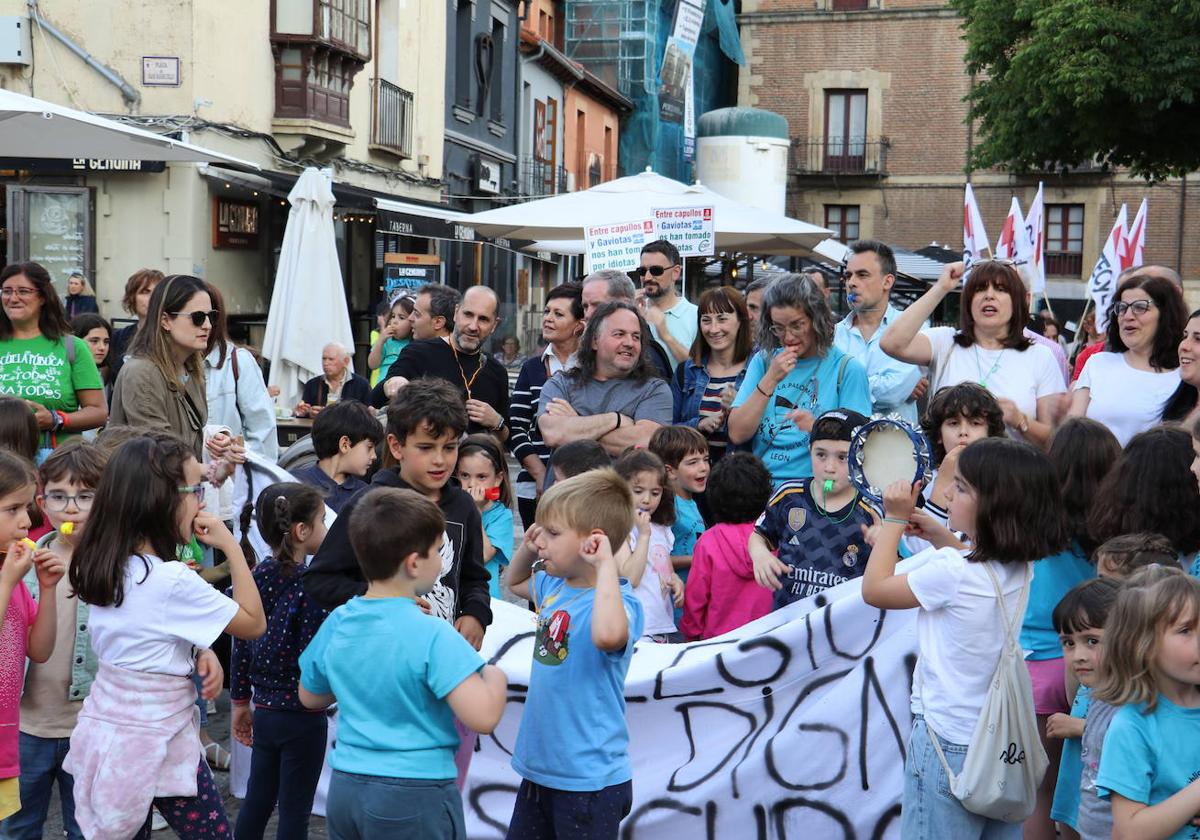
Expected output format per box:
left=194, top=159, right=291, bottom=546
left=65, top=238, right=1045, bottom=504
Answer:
left=295, top=342, right=372, bottom=417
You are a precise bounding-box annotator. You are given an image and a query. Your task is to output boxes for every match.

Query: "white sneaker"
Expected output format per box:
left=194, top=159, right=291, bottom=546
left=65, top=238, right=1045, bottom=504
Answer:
left=151, top=809, right=168, bottom=831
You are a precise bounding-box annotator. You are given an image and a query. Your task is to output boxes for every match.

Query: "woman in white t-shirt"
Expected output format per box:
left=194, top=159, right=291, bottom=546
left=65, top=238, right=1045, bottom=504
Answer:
left=1069, top=273, right=1187, bottom=446
left=862, top=437, right=1068, bottom=838
left=881, top=260, right=1065, bottom=449
left=64, top=432, right=266, bottom=838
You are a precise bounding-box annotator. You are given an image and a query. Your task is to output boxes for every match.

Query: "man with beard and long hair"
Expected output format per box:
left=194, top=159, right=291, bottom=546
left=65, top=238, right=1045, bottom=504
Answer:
left=374, top=286, right=510, bottom=439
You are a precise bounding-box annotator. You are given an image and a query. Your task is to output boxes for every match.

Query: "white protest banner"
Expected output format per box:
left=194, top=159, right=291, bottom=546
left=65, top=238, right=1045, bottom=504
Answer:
left=1089, top=205, right=1128, bottom=333
left=963, top=184, right=990, bottom=269
left=1024, top=182, right=1046, bottom=294
left=465, top=568, right=920, bottom=839
left=995, top=196, right=1025, bottom=261
left=1122, top=198, right=1148, bottom=271
left=652, top=206, right=715, bottom=257
left=585, top=219, right=656, bottom=273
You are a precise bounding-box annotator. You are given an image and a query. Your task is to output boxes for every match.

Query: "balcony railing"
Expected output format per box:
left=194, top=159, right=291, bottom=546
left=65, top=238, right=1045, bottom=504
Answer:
left=791, top=136, right=890, bottom=176
left=371, top=78, right=414, bottom=157
left=1045, top=251, right=1084, bottom=278
left=519, top=156, right=568, bottom=196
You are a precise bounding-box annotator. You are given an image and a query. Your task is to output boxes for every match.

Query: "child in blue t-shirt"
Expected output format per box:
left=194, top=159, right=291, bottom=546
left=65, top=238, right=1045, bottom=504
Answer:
left=1093, top=570, right=1200, bottom=840
left=748, top=409, right=874, bottom=608
left=1045, top=576, right=1121, bottom=837
left=456, top=435, right=515, bottom=600
left=299, top=487, right=507, bottom=839
left=506, top=468, right=645, bottom=840
left=648, top=426, right=709, bottom=573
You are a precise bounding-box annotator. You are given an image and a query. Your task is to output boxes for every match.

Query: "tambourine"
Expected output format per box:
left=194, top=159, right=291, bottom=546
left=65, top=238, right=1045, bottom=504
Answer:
left=847, top=418, right=933, bottom=507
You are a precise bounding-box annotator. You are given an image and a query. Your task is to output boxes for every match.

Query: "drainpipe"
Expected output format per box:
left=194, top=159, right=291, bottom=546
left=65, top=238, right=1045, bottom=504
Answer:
left=27, top=0, right=140, bottom=107
left=1178, top=174, right=1187, bottom=276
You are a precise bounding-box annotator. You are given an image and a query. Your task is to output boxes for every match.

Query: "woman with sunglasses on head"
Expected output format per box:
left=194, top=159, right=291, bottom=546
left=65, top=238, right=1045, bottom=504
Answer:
left=1067, top=273, right=1186, bottom=446
left=0, top=262, right=107, bottom=452
left=727, top=273, right=870, bottom=487
left=882, top=260, right=1065, bottom=449
left=110, top=275, right=214, bottom=458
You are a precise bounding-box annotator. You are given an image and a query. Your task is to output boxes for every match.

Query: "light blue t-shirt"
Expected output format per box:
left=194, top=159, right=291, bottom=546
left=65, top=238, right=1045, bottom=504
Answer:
left=1021, top=543, right=1095, bottom=660
left=1051, top=686, right=1090, bottom=829
left=672, top=495, right=705, bottom=561
left=299, top=596, right=483, bottom=779
left=482, top=502, right=514, bottom=599
left=731, top=347, right=871, bottom=486
left=1096, top=695, right=1200, bottom=840
left=513, top=570, right=644, bottom=791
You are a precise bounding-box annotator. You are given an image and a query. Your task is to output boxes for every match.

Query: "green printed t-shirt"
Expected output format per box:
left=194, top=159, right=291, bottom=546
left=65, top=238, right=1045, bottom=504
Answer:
left=0, top=335, right=103, bottom=426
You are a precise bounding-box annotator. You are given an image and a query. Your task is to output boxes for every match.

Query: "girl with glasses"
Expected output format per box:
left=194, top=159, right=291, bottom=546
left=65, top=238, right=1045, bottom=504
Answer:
left=0, top=262, right=107, bottom=453
left=109, top=275, right=213, bottom=458
left=1068, top=273, right=1187, bottom=446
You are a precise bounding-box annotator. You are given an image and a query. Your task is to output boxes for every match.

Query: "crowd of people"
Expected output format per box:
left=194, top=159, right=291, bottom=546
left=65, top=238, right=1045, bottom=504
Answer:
left=0, top=236, right=1198, bottom=840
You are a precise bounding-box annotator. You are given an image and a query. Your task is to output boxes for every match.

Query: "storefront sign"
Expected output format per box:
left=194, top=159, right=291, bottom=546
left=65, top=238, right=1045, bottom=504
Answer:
left=585, top=219, right=655, bottom=273
left=213, top=198, right=260, bottom=249
left=651, top=206, right=714, bottom=257
left=0, top=158, right=166, bottom=174
left=142, top=56, right=180, bottom=86
left=383, top=253, right=440, bottom=297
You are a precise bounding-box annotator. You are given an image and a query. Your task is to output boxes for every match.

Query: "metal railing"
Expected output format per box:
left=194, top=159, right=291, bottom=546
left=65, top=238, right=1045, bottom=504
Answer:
left=371, top=78, right=414, bottom=157
left=519, top=156, right=569, bottom=196
left=790, top=136, right=890, bottom=175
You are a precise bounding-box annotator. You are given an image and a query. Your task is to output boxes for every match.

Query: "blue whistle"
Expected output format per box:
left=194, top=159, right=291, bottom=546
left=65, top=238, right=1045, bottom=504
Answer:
left=847, top=292, right=860, bottom=306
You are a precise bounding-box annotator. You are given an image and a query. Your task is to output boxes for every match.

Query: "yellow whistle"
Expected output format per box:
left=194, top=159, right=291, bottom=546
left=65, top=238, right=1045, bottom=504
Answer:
left=59, top=522, right=74, bottom=536
left=20, top=538, right=36, bottom=550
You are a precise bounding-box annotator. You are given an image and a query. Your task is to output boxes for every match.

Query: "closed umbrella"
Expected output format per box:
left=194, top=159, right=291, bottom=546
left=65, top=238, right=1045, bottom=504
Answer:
left=262, top=168, right=355, bottom=411
left=468, top=169, right=830, bottom=253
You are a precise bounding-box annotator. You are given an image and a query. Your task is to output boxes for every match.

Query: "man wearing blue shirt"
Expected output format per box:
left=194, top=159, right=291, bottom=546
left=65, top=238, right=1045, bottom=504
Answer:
left=833, top=240, right=926, bottom=424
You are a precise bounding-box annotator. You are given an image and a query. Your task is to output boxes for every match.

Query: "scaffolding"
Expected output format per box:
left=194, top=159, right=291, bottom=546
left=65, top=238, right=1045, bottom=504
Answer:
left=563, top=0, right=661, bottom=99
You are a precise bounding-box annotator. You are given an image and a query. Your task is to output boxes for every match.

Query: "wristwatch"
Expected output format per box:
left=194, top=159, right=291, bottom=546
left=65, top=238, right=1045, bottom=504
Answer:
left=491, top=415, right=506, bottom=433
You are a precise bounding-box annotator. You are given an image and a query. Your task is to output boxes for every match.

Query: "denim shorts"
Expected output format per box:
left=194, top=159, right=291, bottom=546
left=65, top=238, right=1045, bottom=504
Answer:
left=325, top=771, right=464, bottom=840
left=901, top=716, right=1021, bottom=840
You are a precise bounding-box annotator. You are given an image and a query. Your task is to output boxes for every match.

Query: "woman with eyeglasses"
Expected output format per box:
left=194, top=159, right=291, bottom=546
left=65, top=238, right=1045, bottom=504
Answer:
left=882, top=260, right=1064, bottom=448
left=727, top=273, right=870, bottom=486
left=0, top=262, right=107, bottom=452
left=110, top=275, right=213, bottom=457
left=1068, top=273, right=1187, bottom=446
left=672, top=286, right=754, bottom=463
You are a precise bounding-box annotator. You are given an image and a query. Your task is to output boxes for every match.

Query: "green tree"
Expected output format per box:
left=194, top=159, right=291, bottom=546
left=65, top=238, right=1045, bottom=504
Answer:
left=953, top=0, right=1200, bottom=181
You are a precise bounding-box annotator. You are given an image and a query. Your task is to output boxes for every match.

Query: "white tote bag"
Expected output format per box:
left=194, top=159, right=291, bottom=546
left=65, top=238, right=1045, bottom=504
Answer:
left=926, top=562, right=1048, bottom=823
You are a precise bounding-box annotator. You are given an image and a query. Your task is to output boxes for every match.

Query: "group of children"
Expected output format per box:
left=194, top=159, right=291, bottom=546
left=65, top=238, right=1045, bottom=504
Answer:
left=2, top=357, right=1200, bottom=839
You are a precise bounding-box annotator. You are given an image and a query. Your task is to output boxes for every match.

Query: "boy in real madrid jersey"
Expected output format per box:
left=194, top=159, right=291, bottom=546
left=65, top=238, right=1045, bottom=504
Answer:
left=505, top=469, right=644, bottom=840
left=749, top=409, right=876, bottom=609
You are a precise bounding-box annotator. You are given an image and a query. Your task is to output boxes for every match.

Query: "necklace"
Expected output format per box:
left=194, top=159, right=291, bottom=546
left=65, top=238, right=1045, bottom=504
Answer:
left=812, top=479, right=860, bottom=524
left=973, top=344, right=1006, bottom=389
left=452, top=344, right=486, bottom=399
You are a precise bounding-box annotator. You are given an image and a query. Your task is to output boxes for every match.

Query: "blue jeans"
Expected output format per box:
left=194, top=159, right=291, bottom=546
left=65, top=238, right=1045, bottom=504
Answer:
left=325, top=771, right=464, bottom=840
left=505, top=779, right=633, bottom=840
left=902, top=717, right=1021, bottom=840
left=0, top=733, right=82, bottom=840
left=234, top=708, right=328, bottom=840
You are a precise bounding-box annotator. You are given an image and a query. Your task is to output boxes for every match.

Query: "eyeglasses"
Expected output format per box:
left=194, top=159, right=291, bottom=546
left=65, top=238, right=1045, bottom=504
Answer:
left=0, top=287, right=39, bottom=299
left=170, top=310, right=218, bottom=327
left=1113, top=300, right=1156, bottom=318
left=632, top=265, right=675, bottom=278
left=43, top=491, right=95, bottom=512
left=177, top=483, right=207, bottom=503
left=768, top=320, right=811, bottom=339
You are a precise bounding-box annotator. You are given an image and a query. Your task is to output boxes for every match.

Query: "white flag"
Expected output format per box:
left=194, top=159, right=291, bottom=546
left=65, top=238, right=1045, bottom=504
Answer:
left=1122, top=198, right=1148, bottom=271
left=995, top=196, right=1025, bottom=261
left=963, top=184, right=990, bottom=269
left=1089, top=205, right=1128, bottom=334
left=1024, top=183, right=1046, bottom=294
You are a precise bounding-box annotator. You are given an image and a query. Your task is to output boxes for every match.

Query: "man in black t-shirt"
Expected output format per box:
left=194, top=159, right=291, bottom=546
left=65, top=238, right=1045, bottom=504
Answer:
left=373, top=286, right=510, bottom=439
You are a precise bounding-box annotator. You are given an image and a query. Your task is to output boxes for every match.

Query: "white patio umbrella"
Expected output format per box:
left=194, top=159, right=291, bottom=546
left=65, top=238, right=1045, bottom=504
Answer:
left=0, top=88, right=259, bottom=167
left=469, top=169, right=830, bottom=253
left=262, top=168, right=355, bottom=411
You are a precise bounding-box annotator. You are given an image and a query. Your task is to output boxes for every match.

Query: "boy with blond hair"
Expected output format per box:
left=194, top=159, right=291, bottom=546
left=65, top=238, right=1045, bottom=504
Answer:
left=506, top=469, right=645, bottom=839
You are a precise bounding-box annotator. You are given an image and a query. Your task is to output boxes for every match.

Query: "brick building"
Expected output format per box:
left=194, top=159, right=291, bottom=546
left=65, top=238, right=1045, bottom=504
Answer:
left=737, top=0, right=1200, bottom=313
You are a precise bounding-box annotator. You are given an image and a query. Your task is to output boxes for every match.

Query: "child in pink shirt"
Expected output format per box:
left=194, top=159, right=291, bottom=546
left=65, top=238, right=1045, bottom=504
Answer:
left=0, top=451, right=63, bottom=820
left=681, top=452, right=774, bottom=640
